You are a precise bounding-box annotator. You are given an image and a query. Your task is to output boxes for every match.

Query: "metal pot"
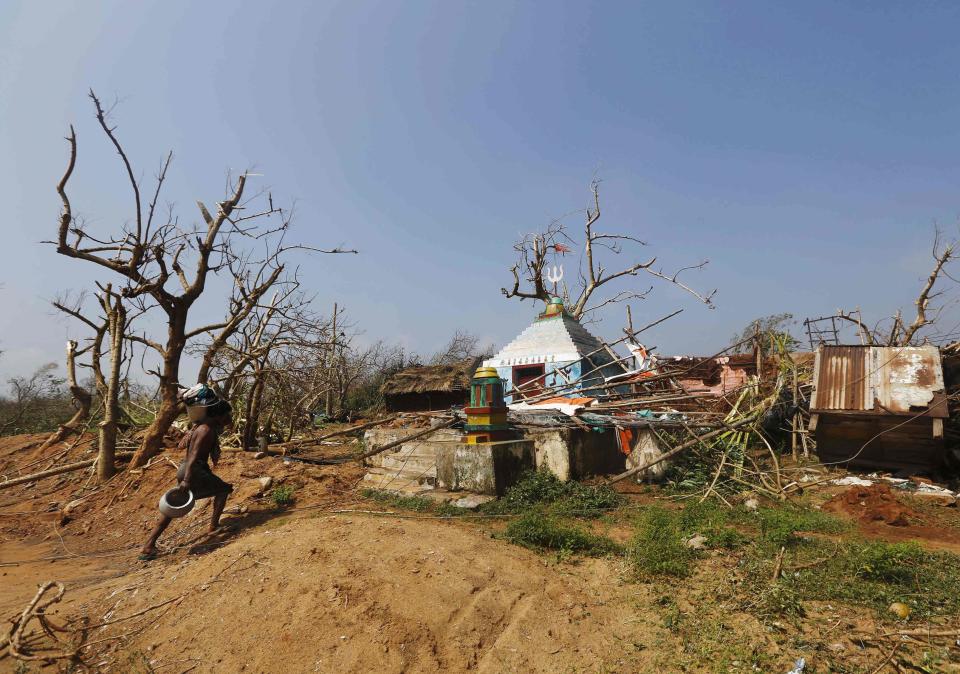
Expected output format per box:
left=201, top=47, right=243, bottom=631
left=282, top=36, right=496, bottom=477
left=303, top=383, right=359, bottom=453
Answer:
left=158, top=487, right=195, bottom=518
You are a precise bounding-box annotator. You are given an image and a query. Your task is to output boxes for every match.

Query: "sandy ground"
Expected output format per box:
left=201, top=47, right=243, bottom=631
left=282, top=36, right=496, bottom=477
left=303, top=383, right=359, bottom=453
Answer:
left=0, top=432, right=668, bottom=672
left=2, top=432, right=960, bottom=672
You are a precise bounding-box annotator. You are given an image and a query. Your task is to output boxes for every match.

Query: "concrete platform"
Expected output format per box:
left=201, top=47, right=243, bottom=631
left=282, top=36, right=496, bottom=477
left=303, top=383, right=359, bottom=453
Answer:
left=436, top=440, right=535, bottom=495
left=525, top=428, right=625, bottom=481
left=362, top=424, right=664, bottom=496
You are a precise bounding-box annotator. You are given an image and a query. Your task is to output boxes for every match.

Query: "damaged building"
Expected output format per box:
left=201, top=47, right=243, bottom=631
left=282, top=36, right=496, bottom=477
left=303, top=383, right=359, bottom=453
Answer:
left=379, top=356, right=482, bottom=412
left=809, top=344, right=948, bottom=475
left=482, top=297, right=625, bottom=401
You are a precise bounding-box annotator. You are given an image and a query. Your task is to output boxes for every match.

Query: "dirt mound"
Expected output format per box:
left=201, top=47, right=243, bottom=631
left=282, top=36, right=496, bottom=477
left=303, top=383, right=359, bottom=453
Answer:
left=823, top=483, right=919, bottom=526
left=0, top=430, right=365, bottom=564
left=54, top=515, right=662, bottom=673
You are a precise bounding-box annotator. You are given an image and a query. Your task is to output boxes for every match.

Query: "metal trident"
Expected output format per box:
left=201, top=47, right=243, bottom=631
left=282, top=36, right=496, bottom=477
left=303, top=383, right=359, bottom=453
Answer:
left=545, top=264, right=564, bottom=293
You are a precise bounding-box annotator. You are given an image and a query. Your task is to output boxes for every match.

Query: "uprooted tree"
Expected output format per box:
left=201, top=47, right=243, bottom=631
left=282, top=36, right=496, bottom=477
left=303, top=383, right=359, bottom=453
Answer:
left=52, top=90, right=355, bottom=469
left=501, top=179, right=716, bottom=321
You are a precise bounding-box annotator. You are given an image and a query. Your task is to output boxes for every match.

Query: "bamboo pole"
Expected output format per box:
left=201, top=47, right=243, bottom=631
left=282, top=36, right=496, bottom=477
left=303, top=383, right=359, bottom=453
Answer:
left=606, top=416, right=756, bottom=485
left=0, top=452, right=135, bottom=491
left=357, top=418, right=458, bottom=462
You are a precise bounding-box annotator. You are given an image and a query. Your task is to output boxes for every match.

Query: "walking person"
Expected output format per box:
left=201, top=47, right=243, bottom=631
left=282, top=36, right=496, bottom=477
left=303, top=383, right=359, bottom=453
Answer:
left=139, top=397, right=234, bottom=560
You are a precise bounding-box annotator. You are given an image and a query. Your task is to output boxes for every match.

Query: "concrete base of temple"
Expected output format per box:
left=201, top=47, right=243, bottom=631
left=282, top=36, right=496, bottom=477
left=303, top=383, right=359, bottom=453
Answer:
left=436, top=440, right=535, bottom=495
left=525, top=428, right=626, bottom=481
left=362, top=427, right=463, bottom=493
left=362, top=424, right=664, bottom=496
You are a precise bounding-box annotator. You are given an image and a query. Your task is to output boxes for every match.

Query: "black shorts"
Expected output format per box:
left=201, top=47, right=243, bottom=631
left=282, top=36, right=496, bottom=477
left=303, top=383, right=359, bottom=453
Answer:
left=176, top=462, right=233, bottom=500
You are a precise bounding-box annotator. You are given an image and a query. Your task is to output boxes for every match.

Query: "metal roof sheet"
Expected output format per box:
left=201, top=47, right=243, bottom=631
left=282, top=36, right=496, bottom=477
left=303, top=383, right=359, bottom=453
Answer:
left=810, top=344, right=945, bottom=416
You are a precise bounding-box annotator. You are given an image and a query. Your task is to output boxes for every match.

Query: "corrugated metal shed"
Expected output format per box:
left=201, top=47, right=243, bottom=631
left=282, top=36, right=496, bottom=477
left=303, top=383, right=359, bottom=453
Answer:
left=810, top=345, right=946, bottom=417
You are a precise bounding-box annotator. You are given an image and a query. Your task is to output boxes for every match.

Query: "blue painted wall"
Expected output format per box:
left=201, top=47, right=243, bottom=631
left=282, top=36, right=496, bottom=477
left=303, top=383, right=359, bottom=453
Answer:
left=498, top=357, right=629, bottom=404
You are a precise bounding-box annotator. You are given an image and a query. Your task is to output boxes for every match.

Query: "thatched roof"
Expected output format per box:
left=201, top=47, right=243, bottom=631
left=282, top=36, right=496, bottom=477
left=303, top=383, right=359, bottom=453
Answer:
left=380, top=356, right=483, bottom=397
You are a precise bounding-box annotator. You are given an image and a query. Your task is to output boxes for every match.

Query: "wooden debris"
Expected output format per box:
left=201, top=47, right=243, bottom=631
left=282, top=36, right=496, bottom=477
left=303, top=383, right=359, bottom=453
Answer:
left=358, top=418, right=458, bottom=462
left=0, top=452, right=134, bottom=492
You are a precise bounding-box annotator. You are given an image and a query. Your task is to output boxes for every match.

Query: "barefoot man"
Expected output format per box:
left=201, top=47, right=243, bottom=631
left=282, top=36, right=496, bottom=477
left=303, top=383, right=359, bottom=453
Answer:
left=140, top=399, right=234, bottom=560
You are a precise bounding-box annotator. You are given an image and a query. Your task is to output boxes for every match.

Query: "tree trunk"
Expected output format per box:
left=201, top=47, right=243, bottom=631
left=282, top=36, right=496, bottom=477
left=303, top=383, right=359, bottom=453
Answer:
left=325, top=302, right=338, bottom=418
left=97, top=293, right=125, bottom=481
left=40, top=341, right=93, bottom=451
left=131, top=307, right=188, bottom=467
left=243, top=376, right=265, bottom=451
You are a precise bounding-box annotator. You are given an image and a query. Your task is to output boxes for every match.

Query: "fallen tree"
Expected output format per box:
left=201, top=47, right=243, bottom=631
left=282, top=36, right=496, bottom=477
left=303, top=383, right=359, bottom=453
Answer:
left=0, top=452, right=134, bottom=491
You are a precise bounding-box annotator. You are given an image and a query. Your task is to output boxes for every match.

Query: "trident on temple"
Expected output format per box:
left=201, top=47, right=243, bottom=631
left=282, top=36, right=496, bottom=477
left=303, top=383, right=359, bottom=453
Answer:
left=545, top=264, right=564, bottom=295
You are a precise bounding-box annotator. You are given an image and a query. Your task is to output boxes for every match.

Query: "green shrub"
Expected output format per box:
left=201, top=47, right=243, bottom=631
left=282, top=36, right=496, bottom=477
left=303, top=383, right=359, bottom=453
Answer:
left=755, top=583, right=805, bottom=619
left=769, top=540, right=960, bottom=619
left=481, top=470, right=623, bottom=517
left=359, top=488, right=466, bottom=516
left=629, top=507, right=694, bottom=577
left=708, top=526, right=749, bottom=550
left=756, top=506, right=844, bottom=547
left=855, top=541, right=926, bottom=584
left=360, top=488, right=434, bottom=512
left=501, top=511, right=618, bottom=556
left=271, top=485, right=294, bottom=507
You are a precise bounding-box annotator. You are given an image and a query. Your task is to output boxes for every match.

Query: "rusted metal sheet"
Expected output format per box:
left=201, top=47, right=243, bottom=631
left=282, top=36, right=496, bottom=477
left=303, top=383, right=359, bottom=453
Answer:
left=812, top=346, right=870, bottom=411
left=872, top=346, right=944, bottom=414
left=811, top=344, right=945, bottom=416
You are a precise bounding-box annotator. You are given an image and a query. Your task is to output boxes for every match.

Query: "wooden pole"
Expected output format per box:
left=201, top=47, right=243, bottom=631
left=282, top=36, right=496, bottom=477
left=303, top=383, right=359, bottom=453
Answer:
left=606, top=416, right=756, bottom=485
left=358, top=418, right=457, bottom=462
left=0, top=452, right=134, bottom=491
left=791, top=365, right=799, bottom=461
left=325, top=302, right=338, bottom=418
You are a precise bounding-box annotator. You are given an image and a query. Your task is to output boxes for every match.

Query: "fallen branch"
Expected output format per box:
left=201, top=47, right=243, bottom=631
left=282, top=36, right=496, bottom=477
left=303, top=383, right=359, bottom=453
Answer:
left=358, top=418, right=458, bottom=462
left=866, top=642, right=901, bottom=674
left=607, top=416, right=757, bottom=485
left=0, top=452, right=134, bottom=491
left=5, top=581, right=78, bottom=662
left=79, top=594, right=187, bottom=630
left=879, top=627, right=960, bottom=638
left=771, top=546, right=786, bottom=582
left=289, top=415, right=398, bottom=447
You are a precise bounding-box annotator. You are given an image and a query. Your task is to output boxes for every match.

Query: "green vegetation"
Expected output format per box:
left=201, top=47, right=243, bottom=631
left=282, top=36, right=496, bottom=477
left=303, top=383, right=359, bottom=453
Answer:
left=479, top=469, right=623, bottom=517
left=500, top=511, right=619, bottom=556
left=755, top=505, right=846, bottom=547
left=359, top=488, right=464, bottom=517
left=776, top=540, right=960, bottom=620
left=629, top=506, right=696, bottom=577
left=270, top=485, right=295, bottom=507
left=366, top=472, right=960, bottom=629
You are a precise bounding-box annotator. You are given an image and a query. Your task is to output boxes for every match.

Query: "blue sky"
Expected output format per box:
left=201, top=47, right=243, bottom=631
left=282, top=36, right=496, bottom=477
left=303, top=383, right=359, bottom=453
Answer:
left=2, top=1, right=960, bottom=385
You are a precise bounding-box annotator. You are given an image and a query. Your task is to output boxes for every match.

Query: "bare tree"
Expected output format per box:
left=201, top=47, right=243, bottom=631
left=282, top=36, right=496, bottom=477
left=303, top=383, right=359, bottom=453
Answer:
left=196, top=281, right=336, bottom=447
left=50, top=286, right=139, bottom=479
left=834, top=230, right=957, bottom=346
left=53, top=91, right=355, bottom=467
left=1, top=364, right=66, bottom=435
left=502, top=180, right=715, bottom=320
left=95, top=284, right=125, bottom=480
left=37, top=340, right=94, bottom=451
left=430, top=329, right=493, bottom=365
